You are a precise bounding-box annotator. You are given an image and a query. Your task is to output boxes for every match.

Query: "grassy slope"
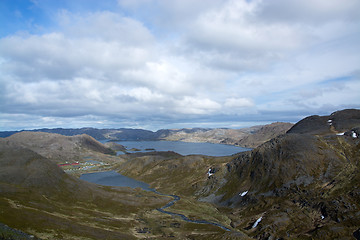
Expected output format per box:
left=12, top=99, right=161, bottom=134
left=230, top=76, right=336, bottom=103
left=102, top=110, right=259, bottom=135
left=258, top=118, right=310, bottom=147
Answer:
left=0, top=141, right=171, bottom=239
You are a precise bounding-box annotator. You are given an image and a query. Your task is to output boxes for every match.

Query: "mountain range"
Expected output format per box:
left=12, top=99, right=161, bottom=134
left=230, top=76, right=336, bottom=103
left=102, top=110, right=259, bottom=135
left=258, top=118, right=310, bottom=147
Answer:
left=0, top=108, right=359, bottom=239
left=0, top=122, right=293, bottom=149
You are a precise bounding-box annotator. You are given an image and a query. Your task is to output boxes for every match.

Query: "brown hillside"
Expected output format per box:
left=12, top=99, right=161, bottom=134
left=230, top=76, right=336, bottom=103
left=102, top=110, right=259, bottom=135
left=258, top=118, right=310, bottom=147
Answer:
left=5, top=131, right=115, bottom=163
left=0, top=140, right=170, bottom=239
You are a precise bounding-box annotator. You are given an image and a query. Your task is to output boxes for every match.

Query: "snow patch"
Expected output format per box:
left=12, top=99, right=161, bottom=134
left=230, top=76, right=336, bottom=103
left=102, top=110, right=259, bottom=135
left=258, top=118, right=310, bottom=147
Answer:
left=321, top=215, right=325, bottom=220
left=337, top=132, right=345, bottom=136
left=327, top=119, right=333, bottom=125
left=239, top=191, right=248, bottom=197
left=252, top=216, right=262, bottom=228
left=352, top=131, right=357, bottom=138
left=207, top=168, right=213, bottom=177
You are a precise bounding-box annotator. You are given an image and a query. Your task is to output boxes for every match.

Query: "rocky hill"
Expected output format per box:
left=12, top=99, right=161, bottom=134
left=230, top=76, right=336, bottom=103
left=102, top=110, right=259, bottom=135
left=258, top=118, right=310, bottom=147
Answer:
left=3, top=131, right=116, bottom=164
left=202, top=109, right=360, bottom=239
left=0, top=122, right=294, bottom=149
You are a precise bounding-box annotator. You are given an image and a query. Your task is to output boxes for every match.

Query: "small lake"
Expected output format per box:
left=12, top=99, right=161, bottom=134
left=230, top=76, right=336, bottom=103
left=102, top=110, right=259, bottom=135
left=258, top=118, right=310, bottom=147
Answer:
left=80, top=171, right=152, bottom=191
left=112, top=140, right=250, bottom=156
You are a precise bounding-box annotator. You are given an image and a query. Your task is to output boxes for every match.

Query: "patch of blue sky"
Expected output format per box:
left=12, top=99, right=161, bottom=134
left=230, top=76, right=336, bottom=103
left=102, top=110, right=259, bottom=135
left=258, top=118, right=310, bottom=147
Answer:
left=0, top=0, right=122, bottom=37
left=0, top=0, right=48, bottom=36
left=319, top=76, right=353, bottom=86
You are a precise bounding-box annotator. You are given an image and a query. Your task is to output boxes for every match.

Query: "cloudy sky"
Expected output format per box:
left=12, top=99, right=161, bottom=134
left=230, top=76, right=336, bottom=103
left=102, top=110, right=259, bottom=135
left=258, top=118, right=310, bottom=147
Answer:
left=1, top=0, right=359, bottom=131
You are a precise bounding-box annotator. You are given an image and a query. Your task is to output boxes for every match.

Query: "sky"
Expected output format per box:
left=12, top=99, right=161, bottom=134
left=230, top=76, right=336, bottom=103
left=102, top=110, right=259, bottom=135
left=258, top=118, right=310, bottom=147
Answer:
left=0, top=0, right=359, bottom=131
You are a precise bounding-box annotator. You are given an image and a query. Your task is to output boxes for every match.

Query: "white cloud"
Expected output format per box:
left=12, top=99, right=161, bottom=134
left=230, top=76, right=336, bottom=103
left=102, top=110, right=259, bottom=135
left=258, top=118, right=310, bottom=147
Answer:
left=1, top=1, right=359, bottom=130
left=258, top=0, right=360, bottom=23
left=175, top=96, right=221, bottom=115
left=126, top=87, right=165, bottom=102
left=225, top=98, right=254, bottom=108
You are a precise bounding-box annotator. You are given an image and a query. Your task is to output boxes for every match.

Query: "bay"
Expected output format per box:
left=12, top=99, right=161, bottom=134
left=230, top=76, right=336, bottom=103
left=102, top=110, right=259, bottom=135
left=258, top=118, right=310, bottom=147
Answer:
left=113, top=140, right=250, bottom=156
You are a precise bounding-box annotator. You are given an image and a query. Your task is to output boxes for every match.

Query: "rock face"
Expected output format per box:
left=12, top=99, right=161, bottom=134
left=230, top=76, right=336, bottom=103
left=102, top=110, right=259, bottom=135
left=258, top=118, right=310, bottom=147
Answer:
left=198, top=109, right=360, bottom=239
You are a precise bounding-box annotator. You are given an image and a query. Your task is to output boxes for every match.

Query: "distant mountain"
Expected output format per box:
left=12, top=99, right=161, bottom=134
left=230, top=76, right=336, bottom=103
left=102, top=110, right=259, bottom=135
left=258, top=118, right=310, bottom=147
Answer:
left=0, top=127, right=155, bottom=140
left=0, top=122, right=294, bottom=148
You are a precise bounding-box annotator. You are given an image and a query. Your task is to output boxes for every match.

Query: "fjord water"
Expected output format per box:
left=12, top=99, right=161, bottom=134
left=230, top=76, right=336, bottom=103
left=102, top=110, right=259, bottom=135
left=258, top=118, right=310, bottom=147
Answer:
left=115, top=140, right=250, bottom=156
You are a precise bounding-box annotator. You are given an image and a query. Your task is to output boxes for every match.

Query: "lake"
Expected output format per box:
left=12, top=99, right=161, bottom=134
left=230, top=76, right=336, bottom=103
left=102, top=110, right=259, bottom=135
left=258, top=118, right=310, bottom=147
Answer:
left=111, top=140, right=250, bottom=156
left=80, top=170, right=152, bottom=191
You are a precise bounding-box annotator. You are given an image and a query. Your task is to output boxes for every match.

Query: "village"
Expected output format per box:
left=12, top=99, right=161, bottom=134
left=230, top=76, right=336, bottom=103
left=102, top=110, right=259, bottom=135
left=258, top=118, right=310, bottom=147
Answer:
left=57, top=159, right=107, bottom=173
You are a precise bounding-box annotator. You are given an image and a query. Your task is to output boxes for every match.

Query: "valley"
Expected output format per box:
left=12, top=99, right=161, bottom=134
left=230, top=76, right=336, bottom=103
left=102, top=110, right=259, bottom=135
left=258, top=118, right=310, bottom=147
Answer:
left=0, top=109, right=359, bottom=239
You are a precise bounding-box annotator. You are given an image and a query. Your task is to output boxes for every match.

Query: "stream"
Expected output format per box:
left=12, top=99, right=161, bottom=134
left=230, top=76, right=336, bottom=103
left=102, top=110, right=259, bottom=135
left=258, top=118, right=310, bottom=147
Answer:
left=153, top=191, right=231, bottom=231
left=80, top=171, right=231, bottom=231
